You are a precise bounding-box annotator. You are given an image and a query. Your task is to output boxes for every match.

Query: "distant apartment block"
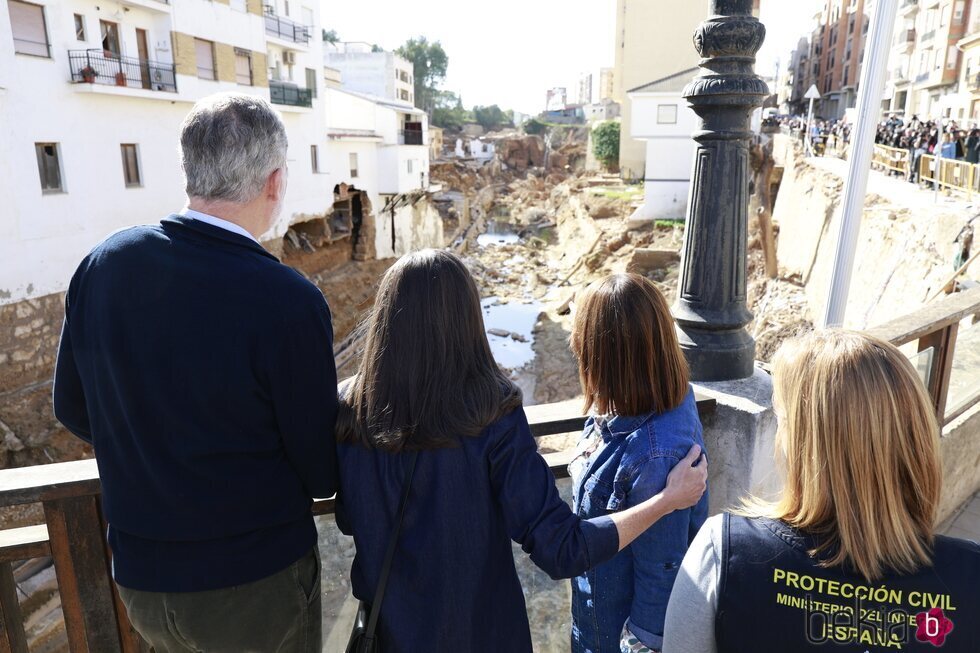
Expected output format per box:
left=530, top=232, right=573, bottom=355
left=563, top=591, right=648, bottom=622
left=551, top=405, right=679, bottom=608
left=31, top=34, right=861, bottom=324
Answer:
left=323, top=43, right=415, bottom=106
left=545, top=87, right=567, bottom=111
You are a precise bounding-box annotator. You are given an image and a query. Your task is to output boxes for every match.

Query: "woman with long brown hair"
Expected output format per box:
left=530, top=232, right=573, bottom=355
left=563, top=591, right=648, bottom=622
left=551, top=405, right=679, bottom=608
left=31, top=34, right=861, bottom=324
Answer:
left=662, top=331, right=980, bottom=653
left=334, top=250, right=707, bottom=653
left=568, top=273, right=708, bottom=653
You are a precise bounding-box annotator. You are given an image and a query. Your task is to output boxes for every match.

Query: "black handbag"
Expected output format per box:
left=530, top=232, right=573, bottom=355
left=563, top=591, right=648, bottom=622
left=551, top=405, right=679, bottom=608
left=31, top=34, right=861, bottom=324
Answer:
left=346, top=450, right=419, bottom=653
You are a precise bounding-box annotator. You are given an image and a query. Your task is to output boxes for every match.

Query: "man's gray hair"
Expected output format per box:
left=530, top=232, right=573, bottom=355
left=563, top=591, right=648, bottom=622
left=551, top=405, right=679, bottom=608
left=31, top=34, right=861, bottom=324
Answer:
left=179, top=93, right=288, bottom=203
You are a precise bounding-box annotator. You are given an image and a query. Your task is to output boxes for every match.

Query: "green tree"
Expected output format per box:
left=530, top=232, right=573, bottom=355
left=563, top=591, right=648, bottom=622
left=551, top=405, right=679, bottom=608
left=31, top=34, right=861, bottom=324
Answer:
left=395, top=37, right=448, bottom=114
left=473, top=105, right=512, bottom=132
left=322, top=29, right=339, bottom=44
left=431, top=91, right=472, bottom=130
left=592, top=121, right=621, bottom=169
left=523, top=118, right=547, bottom=135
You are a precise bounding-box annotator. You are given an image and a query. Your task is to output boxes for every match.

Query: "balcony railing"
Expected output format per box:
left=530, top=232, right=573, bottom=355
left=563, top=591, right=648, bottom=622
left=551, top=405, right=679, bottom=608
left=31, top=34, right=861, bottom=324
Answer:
left=68, top=49, right=177, bottom=92
left=921, top=29, right=936, bottom=42
left=263, top=5, right=311, bottom=43
left=400, top=129, right=425, bottom=145
left=269, top=80, right=312, bottom=107
left=894, top=28, right=916, bottom=48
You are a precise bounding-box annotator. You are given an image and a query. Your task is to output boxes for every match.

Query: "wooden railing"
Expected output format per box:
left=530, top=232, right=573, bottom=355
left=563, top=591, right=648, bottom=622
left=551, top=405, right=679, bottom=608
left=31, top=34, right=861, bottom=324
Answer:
left=868, top=286, right=980, bottom=425
left=0, top=396, right=717, bottom=652
left=919, top=154, right=980, bottom=199
left=871, top=143, right=911, bottom=176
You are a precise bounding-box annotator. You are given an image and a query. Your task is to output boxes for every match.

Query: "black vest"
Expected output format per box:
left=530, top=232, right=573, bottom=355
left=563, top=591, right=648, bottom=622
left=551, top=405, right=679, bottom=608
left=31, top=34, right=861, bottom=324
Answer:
left=716, top=514, right=980, bottom=652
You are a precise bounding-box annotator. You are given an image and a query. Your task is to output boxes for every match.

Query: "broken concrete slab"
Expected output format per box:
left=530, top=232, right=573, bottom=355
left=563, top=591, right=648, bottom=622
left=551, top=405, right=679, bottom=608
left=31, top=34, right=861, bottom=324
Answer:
left=627, top=248, right=681, bottom=273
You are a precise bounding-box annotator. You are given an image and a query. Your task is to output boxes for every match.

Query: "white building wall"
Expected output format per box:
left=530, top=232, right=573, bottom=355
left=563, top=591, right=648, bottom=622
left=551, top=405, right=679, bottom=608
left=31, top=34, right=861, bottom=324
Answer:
left=324, top=49, right=415, bottom=106
left=628, top=91, right=699, bottom=221
left=0, top=0, right=332, bottom=303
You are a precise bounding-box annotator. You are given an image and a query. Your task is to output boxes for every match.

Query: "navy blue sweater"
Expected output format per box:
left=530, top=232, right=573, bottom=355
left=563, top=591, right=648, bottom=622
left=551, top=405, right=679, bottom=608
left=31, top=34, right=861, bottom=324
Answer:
left=53, top=216, right=338, bottom=592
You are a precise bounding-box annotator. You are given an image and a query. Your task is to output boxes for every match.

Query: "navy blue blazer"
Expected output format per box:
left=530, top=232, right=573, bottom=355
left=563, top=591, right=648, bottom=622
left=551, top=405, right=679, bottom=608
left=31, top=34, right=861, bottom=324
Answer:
left=336, top=407, right=620, bottom=653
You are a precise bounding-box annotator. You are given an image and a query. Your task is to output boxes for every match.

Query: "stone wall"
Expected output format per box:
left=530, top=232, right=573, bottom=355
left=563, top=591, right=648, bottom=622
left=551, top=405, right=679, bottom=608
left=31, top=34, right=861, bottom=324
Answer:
left=0, top=293, right=89, bottom=468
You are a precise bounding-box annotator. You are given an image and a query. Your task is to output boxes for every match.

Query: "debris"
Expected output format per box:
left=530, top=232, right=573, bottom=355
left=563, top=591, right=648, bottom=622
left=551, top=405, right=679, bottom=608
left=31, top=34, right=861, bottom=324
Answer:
left=627, top=248, right=681, bottom=273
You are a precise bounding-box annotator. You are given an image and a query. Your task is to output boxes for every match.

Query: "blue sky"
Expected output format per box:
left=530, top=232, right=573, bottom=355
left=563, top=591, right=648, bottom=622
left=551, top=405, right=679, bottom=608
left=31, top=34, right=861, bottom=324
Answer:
left=322, top=0, right=817, bottom=114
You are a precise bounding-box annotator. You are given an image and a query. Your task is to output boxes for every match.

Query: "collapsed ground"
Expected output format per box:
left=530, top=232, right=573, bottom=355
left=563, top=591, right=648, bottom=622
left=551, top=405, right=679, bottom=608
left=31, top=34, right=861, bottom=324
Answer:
left=433, top=128, right=808, bottom=421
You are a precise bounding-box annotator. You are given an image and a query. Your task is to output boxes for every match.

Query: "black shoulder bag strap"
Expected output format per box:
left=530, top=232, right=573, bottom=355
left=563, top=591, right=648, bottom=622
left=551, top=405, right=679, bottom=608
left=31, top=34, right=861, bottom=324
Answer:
left=363, top=449, right=419, bottom=648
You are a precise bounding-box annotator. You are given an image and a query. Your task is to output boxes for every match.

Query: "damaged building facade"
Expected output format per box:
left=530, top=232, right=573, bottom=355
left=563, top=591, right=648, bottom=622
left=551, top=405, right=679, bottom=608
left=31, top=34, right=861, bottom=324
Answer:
left=0, top=0, right=444, bottom=465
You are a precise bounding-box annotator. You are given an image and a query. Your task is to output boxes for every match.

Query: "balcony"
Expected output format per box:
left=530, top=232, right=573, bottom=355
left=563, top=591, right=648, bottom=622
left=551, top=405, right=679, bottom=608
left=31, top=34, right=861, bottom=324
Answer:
left=920, top=29, right=936, bottom=42
left=400, top=129, right=425, bottom=145
left=118, top=0, right=171, bottom=12
left=263, top=6, right=311, bottom=44
left=894, top=28, right=916, bottom=52
left=68, top=49, right=177, bottom=93
left=900, top=0, right=919, bottom=15
left=269, top=80, right=312, bottom=107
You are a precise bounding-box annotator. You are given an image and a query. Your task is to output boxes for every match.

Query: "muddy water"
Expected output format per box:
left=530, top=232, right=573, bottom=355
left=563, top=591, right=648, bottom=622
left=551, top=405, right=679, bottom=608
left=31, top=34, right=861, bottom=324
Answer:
left=477, top=219, right=523, bottom=247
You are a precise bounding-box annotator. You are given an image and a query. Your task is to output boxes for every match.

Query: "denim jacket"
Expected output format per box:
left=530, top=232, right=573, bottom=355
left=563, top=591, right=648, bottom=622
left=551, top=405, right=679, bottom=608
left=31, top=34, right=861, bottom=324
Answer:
left=569, top=388, right=708, bottom=653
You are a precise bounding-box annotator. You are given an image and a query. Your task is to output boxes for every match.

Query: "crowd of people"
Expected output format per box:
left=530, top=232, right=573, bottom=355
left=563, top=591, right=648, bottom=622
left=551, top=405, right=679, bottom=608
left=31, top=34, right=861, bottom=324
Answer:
left=784, top=113, right=980, bottom=184
left=50, top=93, right=979, bottom=653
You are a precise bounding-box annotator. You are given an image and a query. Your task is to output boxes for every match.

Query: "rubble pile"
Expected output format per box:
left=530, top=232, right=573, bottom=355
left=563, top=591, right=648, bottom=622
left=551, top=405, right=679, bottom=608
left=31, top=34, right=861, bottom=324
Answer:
left=494, top=135, right=546, bottom=171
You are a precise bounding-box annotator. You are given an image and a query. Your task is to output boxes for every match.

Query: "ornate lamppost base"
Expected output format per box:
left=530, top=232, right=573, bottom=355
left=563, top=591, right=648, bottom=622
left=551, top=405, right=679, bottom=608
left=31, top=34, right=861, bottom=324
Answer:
left=677, top=325, right=756, bottom=382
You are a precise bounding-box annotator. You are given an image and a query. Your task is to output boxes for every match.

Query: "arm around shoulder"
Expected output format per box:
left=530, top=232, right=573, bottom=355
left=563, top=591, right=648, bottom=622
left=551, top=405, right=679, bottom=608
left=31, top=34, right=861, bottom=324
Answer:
left=488, top=409, right=620, bottom=580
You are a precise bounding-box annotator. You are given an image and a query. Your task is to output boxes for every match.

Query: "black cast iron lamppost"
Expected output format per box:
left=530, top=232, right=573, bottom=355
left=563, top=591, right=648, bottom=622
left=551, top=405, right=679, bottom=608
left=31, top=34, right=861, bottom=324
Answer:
left=674, top=0, right=768, bottom=382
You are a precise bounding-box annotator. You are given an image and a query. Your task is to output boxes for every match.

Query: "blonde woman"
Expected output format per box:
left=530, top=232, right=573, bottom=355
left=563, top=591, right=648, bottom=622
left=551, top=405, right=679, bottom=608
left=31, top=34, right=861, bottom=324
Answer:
left=662, top=331, right=980, bottom=653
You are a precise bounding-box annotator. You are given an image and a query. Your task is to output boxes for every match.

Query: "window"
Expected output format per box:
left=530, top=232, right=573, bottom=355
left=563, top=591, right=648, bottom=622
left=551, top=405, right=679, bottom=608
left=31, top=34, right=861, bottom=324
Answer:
left=657, top=104, right=678, bottom=124
left=8, top=0, right=50, bottom=57
left=35, top=143, right=62, bottom=192
left=407, top=159, right=414, bottom=174
left=941, top=5, right=950, bottom=26
left=302, top=6, right=314, bottom=26
left=74, top=14, right=85, bottom=41
left=349, top=152, right=359, bottom=178
left=195, top=39, right=216, bottom=80
left=284, top=0, right=290, bottom=16
left=100, top=20, right=120, bottom=56
left=120, top=144, right=141, bottom=187
left=311, top=145, right=320, bottom=173
left=948, top=45, right=959, bottom=69
left=235, top=49, right=253, bottom=85
left=305, top=67, right=317, bottom=97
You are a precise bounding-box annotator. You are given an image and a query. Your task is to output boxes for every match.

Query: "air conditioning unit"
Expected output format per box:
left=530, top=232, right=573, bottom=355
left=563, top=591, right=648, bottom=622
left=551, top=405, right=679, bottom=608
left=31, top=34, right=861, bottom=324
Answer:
left=283, top=51, right=296, bottom=65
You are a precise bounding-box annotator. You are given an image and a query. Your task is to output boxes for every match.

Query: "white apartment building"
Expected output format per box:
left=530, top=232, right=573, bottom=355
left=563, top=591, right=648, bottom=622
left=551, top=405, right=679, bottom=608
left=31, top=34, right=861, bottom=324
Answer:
left=322, top=85, right=436, bottom=258
left=1, top=0, right=328, bottom=305
left=883, top=0, right=971, bottom=119
left=323, top=43, right=415, bottom=106
left=627, top=68, right=699, bottom=222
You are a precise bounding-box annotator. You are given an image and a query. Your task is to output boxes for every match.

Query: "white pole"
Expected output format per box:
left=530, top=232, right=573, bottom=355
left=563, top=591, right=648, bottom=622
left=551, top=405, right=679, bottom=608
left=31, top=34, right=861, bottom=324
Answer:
left=821, top=0, right=899, bottom=327
left=805, top=97, right=815, bottom=156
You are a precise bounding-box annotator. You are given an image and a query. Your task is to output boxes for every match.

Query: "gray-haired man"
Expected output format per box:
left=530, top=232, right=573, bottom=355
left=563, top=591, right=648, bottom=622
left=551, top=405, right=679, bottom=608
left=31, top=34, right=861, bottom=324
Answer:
left=53, top=93, right=335, bottom=651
